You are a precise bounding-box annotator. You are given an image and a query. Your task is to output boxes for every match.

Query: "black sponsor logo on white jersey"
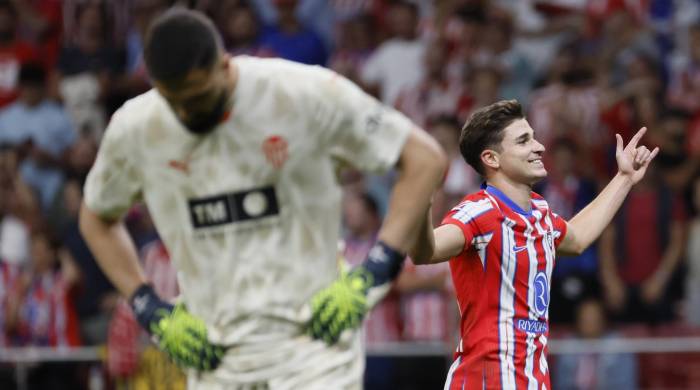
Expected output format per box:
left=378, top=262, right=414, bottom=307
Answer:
left=188, top=186, right=279, bottom=228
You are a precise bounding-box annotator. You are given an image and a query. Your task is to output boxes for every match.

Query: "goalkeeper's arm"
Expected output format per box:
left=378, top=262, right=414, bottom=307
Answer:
left=309, top=128, right=447, bottom=344
left=80, top=204, right=224, bottom=371
left=361, top=125, right=447, bottom=303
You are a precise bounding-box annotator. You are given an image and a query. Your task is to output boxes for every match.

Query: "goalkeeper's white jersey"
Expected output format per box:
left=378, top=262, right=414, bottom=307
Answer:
left=84, top=56, right=412, bottom=346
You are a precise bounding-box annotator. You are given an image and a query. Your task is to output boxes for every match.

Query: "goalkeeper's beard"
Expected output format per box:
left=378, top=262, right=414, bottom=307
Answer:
left=180, top=91, right=229, bottom=134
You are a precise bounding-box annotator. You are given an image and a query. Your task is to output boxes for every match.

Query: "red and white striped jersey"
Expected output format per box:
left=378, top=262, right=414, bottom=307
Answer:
left=442, top=185, right=568, bottom=390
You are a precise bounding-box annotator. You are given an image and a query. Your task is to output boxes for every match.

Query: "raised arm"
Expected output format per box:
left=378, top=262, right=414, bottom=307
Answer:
left=558, top=127, right=659, bottom=256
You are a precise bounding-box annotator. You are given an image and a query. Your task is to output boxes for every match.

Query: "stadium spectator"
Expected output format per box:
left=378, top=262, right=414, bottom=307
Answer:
left=0, top=145, right=31, bottom=266
left=668, top=23, right=700, bottom=115
left=117, top=0, right=171, bottom=99
left=56, top=2, right=124, bottom=138
left=395, top=39, right=463, bottom=129
left=595, top=8, right=660, bottom=89
left=535, top=138, right=599, bottom=324
left=11, top=0, right=62, bottom=67
left=599, top=165, right=687, bottom=324
left=247, top=0, right=335, bottom=51
left=437, top=2, right=486, bottom=83
left=456, top=65, right=503, bottom=121
left=5, top=229, right=81, bottom=389
left=6, top=229, right=81, bottom=347
left=329, top=14, right=375, bottom=86
left=472, top=11, right=535, bottom=107
left=217, top=0, right=276, bottom=57
left=0, top=63, right=76, bottom=211
left=553, top=298, right=639, bottom=390
left=258, top=0, right=328, bottom=65
left=361, top=0, right=425, bottom=105
left=0, top=1, right=40, bottom=108
left=653, top=110, right=700, bottom=194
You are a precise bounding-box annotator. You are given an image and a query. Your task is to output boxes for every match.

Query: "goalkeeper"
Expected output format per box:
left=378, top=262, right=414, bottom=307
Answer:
left=79, top=7, right=446, bottom=389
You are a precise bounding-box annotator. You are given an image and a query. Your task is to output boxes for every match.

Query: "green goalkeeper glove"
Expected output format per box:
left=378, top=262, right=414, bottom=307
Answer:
left=130, top=284, right=225, bottom=371
left=309, top=266, right=373, bottom=345
left=309, top=241, right=405, bottom=345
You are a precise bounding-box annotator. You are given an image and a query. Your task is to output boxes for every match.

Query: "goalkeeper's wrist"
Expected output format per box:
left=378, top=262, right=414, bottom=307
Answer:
left=359, top=240, right=406, bottom=287
left=129, top=283, right=172, bottom=331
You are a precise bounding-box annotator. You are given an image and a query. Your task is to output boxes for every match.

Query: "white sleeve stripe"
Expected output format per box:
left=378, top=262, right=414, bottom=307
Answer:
left=532, top=199, right=548, bottom=208
left=452, top=199, right=493, bottom=224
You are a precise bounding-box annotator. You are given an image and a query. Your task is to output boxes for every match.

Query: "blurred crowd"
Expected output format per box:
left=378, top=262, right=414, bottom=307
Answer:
left=2, top=0, right=700, bottom=388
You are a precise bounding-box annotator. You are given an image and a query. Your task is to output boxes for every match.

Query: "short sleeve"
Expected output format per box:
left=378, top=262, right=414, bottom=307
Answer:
left=311, top=67, right=412, bottom=173
left=83, top=109, right=142, bottom=220
left=549, top=210, right=568, bottom=248
left=440, top=199, right=494, bottom=253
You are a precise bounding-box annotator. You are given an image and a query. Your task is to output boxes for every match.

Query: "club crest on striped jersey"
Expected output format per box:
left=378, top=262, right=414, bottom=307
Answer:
left=262, top=135, right=288, bottom=169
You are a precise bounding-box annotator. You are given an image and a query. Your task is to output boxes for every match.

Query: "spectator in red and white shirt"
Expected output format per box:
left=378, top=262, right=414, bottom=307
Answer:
left=361, top=1, right=426, bottom=105
left=6, top=229, right=81, bottom=347
left=395, top=39, right=463, bottom=129
left=396, top=260, right=454, bottom=343
left=0, top=259, right=20, bottom=347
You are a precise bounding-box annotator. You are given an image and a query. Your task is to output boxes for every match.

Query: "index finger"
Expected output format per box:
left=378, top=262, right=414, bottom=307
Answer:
left=627, top=127, right=647, bottom=149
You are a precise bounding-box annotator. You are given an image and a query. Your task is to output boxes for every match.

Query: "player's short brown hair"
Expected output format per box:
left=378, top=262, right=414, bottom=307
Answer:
left=459, top=100, right=524, bottom=175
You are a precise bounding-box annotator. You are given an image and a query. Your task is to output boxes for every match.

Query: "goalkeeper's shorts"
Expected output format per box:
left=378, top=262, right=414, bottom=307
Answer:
left=186, top=331, right=363, bottom=390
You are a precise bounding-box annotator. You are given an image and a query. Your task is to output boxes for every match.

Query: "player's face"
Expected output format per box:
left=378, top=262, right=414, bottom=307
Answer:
left=495, top=119, right=547, bottom=184
left=154, top=57, right=231, bottom=135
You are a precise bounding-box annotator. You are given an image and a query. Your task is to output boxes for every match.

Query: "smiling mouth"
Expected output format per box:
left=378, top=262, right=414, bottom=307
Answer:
left=528, top=158, right=544, bottom=166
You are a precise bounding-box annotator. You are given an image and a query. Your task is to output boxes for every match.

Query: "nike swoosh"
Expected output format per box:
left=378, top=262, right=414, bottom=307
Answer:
left=512, top=246, right=527, bottom=253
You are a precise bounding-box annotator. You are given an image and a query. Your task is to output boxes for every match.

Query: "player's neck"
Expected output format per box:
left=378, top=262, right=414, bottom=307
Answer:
left=485, top=176, right=532, bottom=212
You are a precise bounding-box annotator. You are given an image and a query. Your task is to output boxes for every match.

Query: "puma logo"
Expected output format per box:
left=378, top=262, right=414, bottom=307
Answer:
left=168, top=159, right=190, bottom=174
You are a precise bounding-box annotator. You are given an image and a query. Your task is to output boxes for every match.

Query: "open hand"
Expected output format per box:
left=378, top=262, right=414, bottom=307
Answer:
left=615, top=127, right=659, bottom=184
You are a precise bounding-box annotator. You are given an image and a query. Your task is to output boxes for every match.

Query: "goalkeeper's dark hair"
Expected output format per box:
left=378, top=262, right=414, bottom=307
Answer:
left=144, top=7, right=223, bottom=83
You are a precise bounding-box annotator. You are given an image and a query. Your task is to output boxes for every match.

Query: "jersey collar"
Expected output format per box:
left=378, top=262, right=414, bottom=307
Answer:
left=482, top=183, right=532, bottom=216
